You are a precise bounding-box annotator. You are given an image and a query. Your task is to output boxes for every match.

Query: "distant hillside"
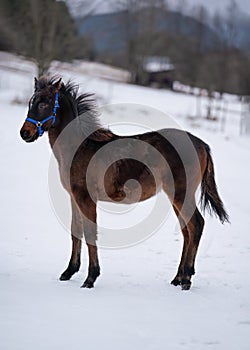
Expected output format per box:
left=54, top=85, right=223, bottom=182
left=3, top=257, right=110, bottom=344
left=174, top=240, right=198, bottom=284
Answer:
left=75, top=9, right=250, bottom=95
left=76, top=10, right=218, bottom=55
left=76, top=11, right=127, bottom=54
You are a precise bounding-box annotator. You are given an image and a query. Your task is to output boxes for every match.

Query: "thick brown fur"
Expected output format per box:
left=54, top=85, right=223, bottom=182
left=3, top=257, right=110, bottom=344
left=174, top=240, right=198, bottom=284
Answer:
left=20, top=76, right=229, bottom=290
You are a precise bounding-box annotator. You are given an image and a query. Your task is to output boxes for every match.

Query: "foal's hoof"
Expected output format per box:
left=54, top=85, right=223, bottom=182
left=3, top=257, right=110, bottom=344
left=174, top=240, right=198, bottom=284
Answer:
left=181, top=280, right=191, bottom=291
left=59, top=264, right=80, bottom=281
left=171, top=278, right=181, bottom=286
left=81, top=281, right=94, bottom=288
left=59, top=274, right=70, bottom=281
left=171, top=277, right=192, bottom=290
left=59, top=270, right=72, bottom=281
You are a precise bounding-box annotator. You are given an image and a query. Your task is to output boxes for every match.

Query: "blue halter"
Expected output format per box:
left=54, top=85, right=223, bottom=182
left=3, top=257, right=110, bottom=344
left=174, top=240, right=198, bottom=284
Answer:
left=25, top=92, right=60, bottom=137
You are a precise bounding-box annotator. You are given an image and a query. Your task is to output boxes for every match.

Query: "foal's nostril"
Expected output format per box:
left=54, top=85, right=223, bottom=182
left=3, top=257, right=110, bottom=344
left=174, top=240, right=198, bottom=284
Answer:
left=21, top=130, right=30, bottom=140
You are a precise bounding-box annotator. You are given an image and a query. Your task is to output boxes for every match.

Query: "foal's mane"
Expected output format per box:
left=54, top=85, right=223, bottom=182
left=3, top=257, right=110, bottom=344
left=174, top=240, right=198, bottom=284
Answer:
left=43, top=76, right=114, bottom=141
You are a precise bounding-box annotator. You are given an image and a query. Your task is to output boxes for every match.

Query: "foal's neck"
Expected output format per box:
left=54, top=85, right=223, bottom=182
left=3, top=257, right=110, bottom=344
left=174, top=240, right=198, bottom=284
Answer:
left=48, top=95, right=85, bottom=162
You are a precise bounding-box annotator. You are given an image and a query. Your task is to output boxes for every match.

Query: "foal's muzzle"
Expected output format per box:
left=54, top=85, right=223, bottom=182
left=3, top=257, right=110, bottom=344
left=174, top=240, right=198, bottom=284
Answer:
left=20, top=123, right=38, bottom=142
left=20, top=129, right=35, bottom=142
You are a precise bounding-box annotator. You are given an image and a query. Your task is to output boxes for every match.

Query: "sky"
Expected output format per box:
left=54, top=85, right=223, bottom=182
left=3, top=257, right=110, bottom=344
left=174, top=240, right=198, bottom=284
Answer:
left=80, top=0, right=250, bottom=16
left=169, top=0, right=250, bottom=15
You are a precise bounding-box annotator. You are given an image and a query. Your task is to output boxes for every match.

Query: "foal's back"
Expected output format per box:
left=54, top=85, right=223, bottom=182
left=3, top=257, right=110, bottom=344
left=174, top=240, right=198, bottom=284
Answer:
left=70, top=128, right=208, bottom=204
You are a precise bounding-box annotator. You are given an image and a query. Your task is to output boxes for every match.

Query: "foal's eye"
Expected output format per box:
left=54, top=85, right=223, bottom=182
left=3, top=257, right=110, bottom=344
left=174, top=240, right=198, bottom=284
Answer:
left=38, top=102, right=46, bottom=109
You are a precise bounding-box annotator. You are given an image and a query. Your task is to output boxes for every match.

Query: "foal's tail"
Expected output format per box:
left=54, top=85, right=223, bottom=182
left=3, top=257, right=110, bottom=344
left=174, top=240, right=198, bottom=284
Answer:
left=201, top=145, right=229, bottom=224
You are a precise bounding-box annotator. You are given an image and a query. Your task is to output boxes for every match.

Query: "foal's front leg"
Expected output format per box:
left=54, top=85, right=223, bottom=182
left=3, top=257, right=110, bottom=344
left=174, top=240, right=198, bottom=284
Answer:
left=60, top=200, right=83, bottom=281
left=72, top=191, right=100, bottom=288
left=82, top=241, right=100, bottom=288
left=81, top=200, right=100, bottom=288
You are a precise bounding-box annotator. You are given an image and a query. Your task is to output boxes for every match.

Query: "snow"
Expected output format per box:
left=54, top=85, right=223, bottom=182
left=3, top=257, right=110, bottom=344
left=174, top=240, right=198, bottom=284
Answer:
left=0, top=53, right=250, bottom=350
left=51, top=60, right=131, bottom=83
left=143, top=56, right=175, bottom=73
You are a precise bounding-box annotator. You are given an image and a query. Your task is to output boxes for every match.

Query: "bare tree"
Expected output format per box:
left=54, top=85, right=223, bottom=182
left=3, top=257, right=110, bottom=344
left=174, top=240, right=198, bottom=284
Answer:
left=210, top=1, right=242, bottom=94
left=190, top=4, right=211, bottom=89
left=0, top=0, right=83, bottom=76
left=226, top=0, right=239, bottom=45
left=174, top=0, right=187, bottom=34
left=113, top=0, right=167, bottom=83
left=29, top=0, right=59, bottom=75
left=193, top=5, right=209, bottom=53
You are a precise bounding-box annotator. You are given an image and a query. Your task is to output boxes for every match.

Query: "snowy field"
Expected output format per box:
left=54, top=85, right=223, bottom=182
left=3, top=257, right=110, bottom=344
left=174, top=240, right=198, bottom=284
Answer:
left=0, top=53, right=250, bottom=350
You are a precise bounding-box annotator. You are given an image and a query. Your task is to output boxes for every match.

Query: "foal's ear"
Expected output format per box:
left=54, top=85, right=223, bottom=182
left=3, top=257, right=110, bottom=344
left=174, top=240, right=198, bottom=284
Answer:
left=34, top=77, right=38, bottom=91
left=53, top=78, right=62, bottom=91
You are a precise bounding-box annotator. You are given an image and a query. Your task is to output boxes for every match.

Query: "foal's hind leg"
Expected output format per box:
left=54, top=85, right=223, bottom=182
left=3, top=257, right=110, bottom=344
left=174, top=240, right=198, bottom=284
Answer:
left=173, top=199, right=204, bottom=290
left=171, top=207, right=189, bottom=287
left=182, top=207, right=204, bottom=290
left=60, top=199, right=83, bottom=281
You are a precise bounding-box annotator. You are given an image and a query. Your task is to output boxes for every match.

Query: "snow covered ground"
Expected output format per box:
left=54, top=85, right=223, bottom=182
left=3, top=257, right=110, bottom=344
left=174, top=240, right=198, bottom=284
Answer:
left=0, top=54, right=250, bottom=350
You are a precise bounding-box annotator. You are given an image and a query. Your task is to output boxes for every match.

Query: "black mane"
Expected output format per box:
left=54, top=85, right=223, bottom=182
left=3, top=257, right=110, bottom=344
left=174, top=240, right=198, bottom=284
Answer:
left=40, top=76, right=113, bottom=141
left=62, top=80, right=99, bottom=120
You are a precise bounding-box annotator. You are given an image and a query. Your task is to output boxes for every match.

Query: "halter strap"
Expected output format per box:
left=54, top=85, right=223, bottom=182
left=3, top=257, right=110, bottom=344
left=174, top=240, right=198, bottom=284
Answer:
left=25, top=92, right=60, bottom=137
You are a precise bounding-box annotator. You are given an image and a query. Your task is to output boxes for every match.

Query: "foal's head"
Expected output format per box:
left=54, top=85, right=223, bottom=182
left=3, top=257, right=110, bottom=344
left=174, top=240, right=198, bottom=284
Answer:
left=20, top=77, right=62, bottom=142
